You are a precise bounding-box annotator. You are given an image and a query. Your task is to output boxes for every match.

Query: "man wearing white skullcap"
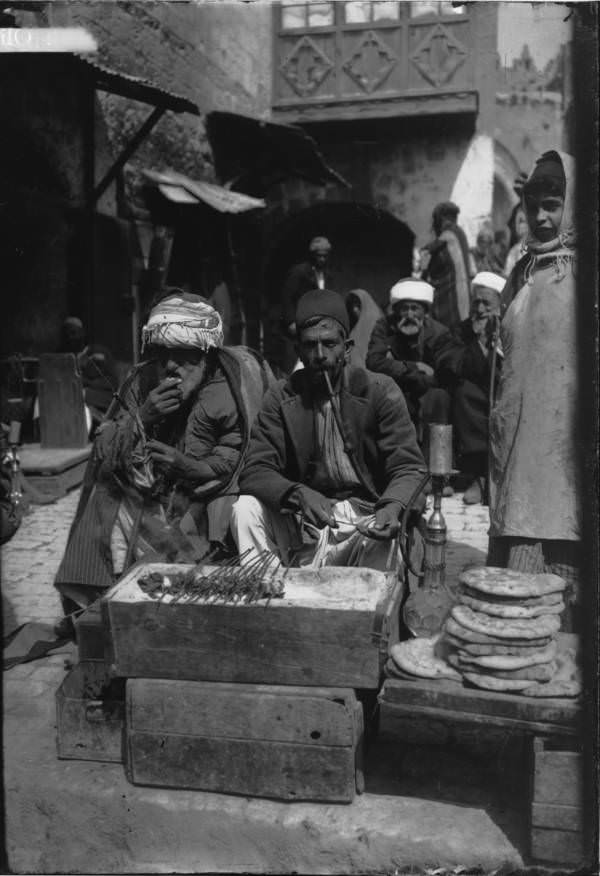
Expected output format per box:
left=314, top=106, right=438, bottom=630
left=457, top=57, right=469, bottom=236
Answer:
left=366, top=278, right=456, bottom=452
left=436, top=271, right=505, bottom=505
left=54, top=289, right=274, bottom=629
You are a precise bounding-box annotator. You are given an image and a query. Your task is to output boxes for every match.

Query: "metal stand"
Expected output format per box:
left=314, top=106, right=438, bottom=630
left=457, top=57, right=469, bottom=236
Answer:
left=423, top=473, right=449, bottom=592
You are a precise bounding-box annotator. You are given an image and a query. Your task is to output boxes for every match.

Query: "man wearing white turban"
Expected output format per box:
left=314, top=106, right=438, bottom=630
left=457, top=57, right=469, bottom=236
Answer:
left=54, top=290, right=274, bottom=629
left=366, top=279, right=455, bottom=444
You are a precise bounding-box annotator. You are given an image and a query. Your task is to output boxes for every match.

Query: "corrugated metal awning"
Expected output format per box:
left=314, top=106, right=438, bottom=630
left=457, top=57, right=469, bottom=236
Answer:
left=143, top=169, right=266, bottom=214
left=75, top=54, right=200, bottom=116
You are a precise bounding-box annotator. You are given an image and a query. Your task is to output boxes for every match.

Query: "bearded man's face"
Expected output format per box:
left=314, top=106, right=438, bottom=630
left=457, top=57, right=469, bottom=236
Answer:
left=392, top=301, right=426, bottom=337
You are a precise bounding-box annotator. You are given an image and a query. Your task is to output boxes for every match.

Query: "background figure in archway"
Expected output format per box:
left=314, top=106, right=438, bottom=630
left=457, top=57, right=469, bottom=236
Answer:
left=422, top=201, right=472, bottom=330
left=470, top=221, right=506, bottom=276
left=281, top=237, right=334, bottom=337
left=345, top=288, right=383, bottom=370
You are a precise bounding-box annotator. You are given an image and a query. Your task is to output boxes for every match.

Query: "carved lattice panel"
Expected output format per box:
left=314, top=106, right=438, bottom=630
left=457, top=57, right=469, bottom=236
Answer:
left=341, top=29, right=399, bottom=94
left=408, top=21, right=471, bottom=89
left=278, top=34, right=336, bottom=100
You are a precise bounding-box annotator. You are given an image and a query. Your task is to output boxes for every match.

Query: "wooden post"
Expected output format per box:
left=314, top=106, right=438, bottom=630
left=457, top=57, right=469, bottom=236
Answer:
left=226, top=219, right=246, bottom=345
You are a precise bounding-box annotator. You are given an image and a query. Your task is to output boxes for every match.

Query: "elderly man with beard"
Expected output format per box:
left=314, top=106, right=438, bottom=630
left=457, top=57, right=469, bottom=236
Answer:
left=437, top=271, right=505, bottom=505
left=232, top=290, right=426, bottom=570
left=54, top=291, right=272, bottom=629
left=366, top=280, right=455, bottom=448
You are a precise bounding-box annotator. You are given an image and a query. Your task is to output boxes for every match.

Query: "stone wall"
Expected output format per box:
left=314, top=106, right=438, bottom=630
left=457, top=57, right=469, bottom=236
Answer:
left=47, top=0, right=273, bottom=199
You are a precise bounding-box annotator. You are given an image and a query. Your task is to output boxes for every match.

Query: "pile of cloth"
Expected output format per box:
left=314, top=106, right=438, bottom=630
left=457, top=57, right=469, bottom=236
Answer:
left=442, top=566, right=580, bottom=697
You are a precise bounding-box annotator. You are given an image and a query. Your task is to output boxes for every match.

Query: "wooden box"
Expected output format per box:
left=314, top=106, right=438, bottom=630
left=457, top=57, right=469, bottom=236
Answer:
left=125, top=679, right=363, bottom=802
left=56, top=662, right=125, bottom=763
left=105, top=563, right=403, bottom=688
left=530, top=737, right=584, bottom=865
left=20, top=444, right=91, bottom=501
left=75, top=601, right=106, bottom=662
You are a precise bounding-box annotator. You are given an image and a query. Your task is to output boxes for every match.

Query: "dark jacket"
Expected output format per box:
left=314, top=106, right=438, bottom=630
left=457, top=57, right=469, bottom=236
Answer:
left=239, top=366, right=426, bottom=511
left=436, top=318, right=502, bottom=460
left=281, top=261, right=335, bottom=326
left=366, top=315, right=455, bottom=402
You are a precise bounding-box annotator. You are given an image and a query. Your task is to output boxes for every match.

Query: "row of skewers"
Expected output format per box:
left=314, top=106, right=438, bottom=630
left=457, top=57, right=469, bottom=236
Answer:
left=137, top=550, right=286, bottom=605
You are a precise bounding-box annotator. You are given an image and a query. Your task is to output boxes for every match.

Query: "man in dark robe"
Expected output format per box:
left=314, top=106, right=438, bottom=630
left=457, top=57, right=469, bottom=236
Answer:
left=281, top=236, right=335, bottom=336
left=437, top=271, right=505, bottom=505
left=366, top=279, right=455, bottom=445
left=54, top=292, right=273, bottom=630
left=422, top=201, right=473, bottom=329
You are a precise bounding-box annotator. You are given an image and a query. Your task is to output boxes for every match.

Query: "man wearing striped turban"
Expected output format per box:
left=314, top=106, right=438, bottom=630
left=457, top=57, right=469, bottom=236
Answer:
left=54, top=291, right=273, bottom=627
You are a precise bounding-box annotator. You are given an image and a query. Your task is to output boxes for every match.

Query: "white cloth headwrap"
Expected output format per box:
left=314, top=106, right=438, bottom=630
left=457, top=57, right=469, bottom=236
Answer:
left=389, top=279, right=434, bottom=306
left=142, top=294, right=224, bottom=351
left=472, top=272, right=506, bottom=294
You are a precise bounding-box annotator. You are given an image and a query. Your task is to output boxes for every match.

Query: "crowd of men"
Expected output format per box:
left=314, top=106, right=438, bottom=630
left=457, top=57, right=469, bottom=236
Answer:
left=28, top=147, right=577, bottom=636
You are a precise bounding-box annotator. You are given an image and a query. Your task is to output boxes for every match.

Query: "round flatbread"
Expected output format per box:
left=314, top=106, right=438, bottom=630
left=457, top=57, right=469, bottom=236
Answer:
left=519, top=680, right=583, bottom=699
left=520, top=679, right=581, bottom=698
left=449, top=654, right=557, bottom=682
left=443, top=633, right=550, bottom=657
left=389, top=636, right=462, bottom=681
left=453, top=640, right=557, bottom=670
left=452, top=604, right=561, bottom=640
left=459, top=593, right=564, bottom=619
left=384, top=658, right=419, bottom=681
left=460, top=584, right=562, bottom=607
left=458, top=566, right=566, bottom=598
left=520, top=648, right=581, bottom=697
left=463, top=671, right=535, bottom=692
left=444, top=617, right=552, bottom=654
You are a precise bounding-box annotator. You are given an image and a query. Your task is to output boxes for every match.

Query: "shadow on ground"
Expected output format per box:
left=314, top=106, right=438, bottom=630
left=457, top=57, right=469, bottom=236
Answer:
left=364, top=720, right=530, bottom=863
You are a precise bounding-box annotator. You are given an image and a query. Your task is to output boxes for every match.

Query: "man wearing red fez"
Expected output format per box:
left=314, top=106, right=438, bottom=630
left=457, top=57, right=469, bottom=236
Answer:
left=232, top=289, right=427, bottom=570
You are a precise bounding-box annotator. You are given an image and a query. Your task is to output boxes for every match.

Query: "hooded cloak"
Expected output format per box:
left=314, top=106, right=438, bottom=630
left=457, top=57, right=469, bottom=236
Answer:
left=489, top=151, right=579, bottom=541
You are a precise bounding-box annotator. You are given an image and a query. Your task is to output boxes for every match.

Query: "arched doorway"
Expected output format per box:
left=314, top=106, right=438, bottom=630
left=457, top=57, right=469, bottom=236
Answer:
left=263, top=201, right=415, bottom=369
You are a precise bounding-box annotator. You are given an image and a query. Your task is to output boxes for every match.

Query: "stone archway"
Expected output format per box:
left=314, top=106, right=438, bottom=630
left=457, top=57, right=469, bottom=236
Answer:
left=493, top=141, right=523, bottom=229
left=262, top=200, right=415, bottom=369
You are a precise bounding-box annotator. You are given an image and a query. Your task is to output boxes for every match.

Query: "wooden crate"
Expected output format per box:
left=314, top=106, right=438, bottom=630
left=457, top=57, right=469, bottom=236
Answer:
left=56, top=662, right=125, bottom=763
left=105, top=563, right=403, bottom=688
left=125, top=679, right=363, bottom=802
left=530, top=737, right=584, bottom=865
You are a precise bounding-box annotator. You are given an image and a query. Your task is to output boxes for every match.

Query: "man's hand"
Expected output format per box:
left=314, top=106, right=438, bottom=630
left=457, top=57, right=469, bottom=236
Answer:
left=289, top=485, right=337, bottom=529
left=146, top=439, right=188, bottom=479
left=415, top=361, right=434, bottom=378
left=360, top=502, right=403, bottom=541
left=140, top=377, right=183, bottom=426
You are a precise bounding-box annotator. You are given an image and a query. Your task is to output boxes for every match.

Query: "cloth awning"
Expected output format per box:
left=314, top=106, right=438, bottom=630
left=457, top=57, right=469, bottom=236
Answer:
left=143, top=169, right=266, bottom=214
left=205, top=111, right=350, bottom=191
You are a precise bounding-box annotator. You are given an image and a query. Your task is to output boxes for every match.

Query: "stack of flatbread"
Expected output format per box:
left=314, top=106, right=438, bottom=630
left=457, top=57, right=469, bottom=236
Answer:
left=442, top=566, right=579, bottom=696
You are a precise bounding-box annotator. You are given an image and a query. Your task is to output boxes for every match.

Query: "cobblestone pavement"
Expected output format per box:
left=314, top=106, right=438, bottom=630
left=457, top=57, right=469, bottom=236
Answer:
left=2, top=490, right=79, bottom=636
left=2, top=486, right=489, bottom=637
